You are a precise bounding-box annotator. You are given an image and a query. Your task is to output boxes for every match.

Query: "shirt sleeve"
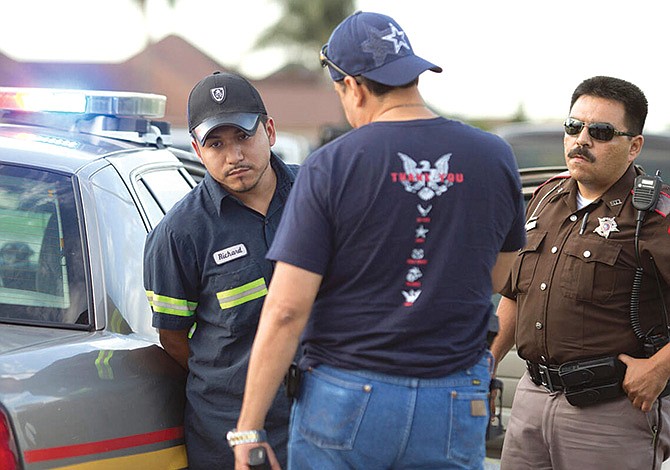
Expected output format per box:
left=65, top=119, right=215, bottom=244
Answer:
left=501, top=185, right=527, bottom=252
left=143, top=222, right=199, bottom=330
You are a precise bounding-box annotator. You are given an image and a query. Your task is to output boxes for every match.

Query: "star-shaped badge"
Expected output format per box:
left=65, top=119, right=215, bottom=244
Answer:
left=594, top=217, right=619, bottom=238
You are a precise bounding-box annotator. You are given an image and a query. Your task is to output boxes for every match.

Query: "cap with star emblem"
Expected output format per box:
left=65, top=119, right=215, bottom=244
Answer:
left=187, top=71, right=267, bottom=145
left=324, top=11, right=442, bottom=86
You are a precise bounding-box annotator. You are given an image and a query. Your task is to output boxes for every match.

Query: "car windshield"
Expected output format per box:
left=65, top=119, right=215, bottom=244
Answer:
left=0, top=164, right=88, bottom=326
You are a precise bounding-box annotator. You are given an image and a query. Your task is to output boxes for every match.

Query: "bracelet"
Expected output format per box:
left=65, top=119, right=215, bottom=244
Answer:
left=226, top=429, right=267, bottom=448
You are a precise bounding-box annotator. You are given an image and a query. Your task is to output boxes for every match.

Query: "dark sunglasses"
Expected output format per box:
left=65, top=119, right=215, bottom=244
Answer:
left=319, top=44, right=352, bottom=78
left=563, top=117, right=637, bottom=142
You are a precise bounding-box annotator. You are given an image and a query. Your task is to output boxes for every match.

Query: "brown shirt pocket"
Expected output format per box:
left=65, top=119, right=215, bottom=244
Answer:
left=512, top=231, right=546, bottom=294
left=560, top=237, right=622, bottom=304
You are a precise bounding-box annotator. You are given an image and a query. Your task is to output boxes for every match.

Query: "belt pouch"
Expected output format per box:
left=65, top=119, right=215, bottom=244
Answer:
left=564, top=380, right=622, bottom=407
left=557, top=356, right=624, bottom=388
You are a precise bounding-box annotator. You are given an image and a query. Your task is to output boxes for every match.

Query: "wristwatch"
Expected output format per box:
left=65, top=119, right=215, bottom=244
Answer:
left=226, top=429, right=267, bottom=448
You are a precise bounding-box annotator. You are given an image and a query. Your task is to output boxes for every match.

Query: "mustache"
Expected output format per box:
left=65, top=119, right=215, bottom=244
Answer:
left=225, top=164, right=253, bottom=176
left=568, top=146, right=595, bottom=163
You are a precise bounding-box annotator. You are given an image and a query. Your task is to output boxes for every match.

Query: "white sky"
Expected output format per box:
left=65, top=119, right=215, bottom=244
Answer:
left=1, top=0, right=669, bottom=131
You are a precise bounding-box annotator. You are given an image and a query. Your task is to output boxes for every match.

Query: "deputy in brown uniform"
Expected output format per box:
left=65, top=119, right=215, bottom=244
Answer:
left=492, top=76, right=670, bottom=470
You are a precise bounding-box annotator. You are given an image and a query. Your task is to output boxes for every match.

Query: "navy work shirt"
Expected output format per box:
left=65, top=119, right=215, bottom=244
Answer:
left=144, top=153, right=297, bottom=468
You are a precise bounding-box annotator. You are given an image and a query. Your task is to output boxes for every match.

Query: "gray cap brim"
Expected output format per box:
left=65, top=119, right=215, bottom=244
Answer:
left=191, top=112, right=261, bottom=145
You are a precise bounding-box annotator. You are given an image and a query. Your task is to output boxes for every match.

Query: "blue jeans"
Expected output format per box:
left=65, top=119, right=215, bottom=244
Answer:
left=287, top=351, right=493, bottom=469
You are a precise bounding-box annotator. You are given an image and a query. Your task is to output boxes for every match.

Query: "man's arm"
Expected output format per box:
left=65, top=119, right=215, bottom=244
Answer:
left=158, top=328, right=190, bottom=370
left=490, top=295, right=517, bottom=372
left=491, top=251, right=517, bottom=294
left=234, top=261, right=322, bottom=469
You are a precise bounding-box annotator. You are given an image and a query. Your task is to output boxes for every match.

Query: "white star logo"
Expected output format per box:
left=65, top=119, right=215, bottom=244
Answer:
left=415, top=225, right=429, bottom=239
left=382, top=23, right=410, bottom=54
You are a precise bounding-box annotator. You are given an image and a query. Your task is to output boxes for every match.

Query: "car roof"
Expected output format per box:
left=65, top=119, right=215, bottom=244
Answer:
left=0, top=122, right=159, bottom=173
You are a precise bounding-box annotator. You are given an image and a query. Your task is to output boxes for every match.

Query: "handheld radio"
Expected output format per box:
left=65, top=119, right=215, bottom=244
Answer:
left=629, top=171, right=667, bottom=355
left=632, top=172, right=663, bottom=213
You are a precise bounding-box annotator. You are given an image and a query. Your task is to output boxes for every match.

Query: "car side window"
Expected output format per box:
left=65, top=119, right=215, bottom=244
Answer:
left=136, top=168, right=194, bottom=228
left=0, top=164, right=88, bottom=326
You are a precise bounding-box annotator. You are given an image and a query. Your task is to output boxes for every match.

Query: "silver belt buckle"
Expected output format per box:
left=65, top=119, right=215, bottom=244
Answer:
left=538, top=364, right=555, bottom=392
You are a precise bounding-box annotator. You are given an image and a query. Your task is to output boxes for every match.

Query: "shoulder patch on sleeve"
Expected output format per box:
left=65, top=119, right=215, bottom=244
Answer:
left=654, top=191, right=670, bottom=217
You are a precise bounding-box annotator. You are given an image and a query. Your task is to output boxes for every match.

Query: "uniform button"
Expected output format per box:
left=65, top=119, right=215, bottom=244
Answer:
left=540, top=282, right=547, bottom=290
left=570, top=214, right=578, bottom=222
left=535, top=322, right=543, bottom=330
left=583, top=250, right=591, bottom=258
left=551, top=246, right=558, bottom=253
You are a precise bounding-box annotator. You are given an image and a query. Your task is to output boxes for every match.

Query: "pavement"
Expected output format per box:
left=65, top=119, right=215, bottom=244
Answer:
left=484, top=458, right=501, bottom=469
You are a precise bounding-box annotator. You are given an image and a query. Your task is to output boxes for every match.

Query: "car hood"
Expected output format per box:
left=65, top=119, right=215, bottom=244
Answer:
left=0, top=323, right=84, bottom=355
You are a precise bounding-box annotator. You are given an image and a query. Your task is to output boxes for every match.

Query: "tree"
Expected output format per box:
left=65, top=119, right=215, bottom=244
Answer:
left=254, top=0, right=355, bottom=69
left=131, top=0, right=178, bottom=45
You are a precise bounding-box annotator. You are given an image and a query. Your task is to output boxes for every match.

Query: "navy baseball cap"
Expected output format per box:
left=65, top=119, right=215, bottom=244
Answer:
left=188, top=71, right=267, bottom=145
left=323, top=11, right=442, bottom=86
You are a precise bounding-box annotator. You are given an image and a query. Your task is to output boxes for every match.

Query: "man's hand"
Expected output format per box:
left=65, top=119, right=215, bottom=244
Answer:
left=618, top=354, right=668, bottom=411
left=233, top=442, right=281, bottom=470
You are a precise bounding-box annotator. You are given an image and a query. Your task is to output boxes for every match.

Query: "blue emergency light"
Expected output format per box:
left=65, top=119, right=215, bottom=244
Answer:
left=0, top=87, right=171, bottom=146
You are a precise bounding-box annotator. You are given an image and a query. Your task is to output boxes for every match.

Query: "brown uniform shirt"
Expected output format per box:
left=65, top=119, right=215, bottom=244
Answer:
left=503, top=164, right=670, bottom=364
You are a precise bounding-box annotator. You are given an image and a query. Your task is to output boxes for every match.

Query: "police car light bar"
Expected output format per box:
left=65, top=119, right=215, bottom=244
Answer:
left=0, top=87, right=166, bottom=118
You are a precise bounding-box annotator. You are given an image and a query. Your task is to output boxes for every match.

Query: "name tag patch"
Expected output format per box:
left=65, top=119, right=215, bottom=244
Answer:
left=213, top=243, right=247, bottom=265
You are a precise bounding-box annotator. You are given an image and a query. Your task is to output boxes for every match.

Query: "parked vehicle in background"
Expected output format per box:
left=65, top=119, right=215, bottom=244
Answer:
left=496, top=122, right=670, bottom=177
left=0, top=88, right=194, bottom=469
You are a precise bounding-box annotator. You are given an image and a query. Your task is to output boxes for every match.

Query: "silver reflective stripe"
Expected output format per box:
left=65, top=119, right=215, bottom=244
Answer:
left=217, top=278, right=267, bottom=310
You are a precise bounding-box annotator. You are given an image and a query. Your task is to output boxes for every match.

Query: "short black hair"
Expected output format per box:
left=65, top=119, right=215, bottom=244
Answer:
left=570, top=76, right=648, bottom=135
left=336, top=76, right=419, bottom=97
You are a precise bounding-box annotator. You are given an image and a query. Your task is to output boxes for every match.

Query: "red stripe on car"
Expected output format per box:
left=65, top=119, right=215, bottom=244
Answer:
left=23, top=426, right=184, bottom=463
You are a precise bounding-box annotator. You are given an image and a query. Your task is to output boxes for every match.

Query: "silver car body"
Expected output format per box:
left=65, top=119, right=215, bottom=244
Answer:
left=0, top=89, right=195, bottom=469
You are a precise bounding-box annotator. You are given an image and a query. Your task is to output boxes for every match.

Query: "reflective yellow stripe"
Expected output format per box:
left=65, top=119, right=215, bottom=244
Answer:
left=146, top=291, right=197, bottom=317
left=216, top=278, right=267, bottom=310
left=52, top=444, right=187, bottom=469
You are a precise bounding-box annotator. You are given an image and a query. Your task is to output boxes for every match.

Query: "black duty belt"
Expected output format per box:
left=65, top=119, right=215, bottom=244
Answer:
left=526, top=356, right=626, bottom=406
left=526, top=361, right=564, bottom=392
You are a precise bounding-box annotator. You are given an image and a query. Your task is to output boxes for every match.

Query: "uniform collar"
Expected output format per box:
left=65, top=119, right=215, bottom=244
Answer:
left=561, top=164, right=637, bottom=216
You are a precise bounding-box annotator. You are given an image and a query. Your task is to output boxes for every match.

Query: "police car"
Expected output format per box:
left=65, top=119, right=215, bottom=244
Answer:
left=0, top=87, right=196, bottom=469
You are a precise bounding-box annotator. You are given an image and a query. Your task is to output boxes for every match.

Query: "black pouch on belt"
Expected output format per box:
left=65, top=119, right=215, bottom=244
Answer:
left=558, top=356, right=625, bottom=407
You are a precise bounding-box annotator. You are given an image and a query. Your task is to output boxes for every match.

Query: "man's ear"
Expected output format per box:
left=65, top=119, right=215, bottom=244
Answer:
left=343, top=76, right=366, bottom=107
left=191, top=139, right=204, bottom=163
left=264, top=117, right=277, bottom=147
left=628, top=134, right=644, bottom=164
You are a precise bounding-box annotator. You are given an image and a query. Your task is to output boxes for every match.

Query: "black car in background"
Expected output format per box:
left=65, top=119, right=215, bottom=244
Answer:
left=496, top=122, right=670, bottom=178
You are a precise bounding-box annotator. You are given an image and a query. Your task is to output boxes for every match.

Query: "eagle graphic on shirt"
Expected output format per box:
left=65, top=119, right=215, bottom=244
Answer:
left=397, top=153, right=453, bottom=201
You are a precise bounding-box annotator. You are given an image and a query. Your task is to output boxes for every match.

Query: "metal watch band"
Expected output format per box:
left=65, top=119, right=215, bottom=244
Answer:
left=226, top=429, right=267, bottom=448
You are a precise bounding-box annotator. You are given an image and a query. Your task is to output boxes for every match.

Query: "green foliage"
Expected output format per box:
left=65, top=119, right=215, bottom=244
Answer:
left=255, top=0, right=355, bottom=68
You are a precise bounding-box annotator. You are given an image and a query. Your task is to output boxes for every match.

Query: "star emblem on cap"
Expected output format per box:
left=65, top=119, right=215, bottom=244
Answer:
left=382, top=23, right=410, bottom=54
left=594, top=217, right=619, bottom=239
left=362, top=22, right=411, bottom=67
